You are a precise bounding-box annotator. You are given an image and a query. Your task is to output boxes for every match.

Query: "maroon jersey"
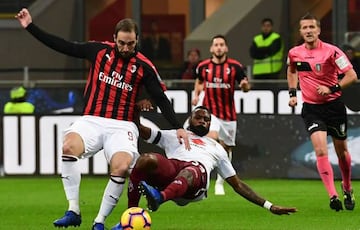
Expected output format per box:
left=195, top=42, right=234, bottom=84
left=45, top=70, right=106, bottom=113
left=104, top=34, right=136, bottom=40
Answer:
left=195, top=58, right=247, bottom=121
left=26, top=23, right=182, bottom=128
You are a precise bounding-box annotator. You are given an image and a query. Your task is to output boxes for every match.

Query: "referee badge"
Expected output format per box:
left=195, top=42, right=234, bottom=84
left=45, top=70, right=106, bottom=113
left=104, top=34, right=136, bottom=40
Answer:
left=315, top=63, right=321, bottom=72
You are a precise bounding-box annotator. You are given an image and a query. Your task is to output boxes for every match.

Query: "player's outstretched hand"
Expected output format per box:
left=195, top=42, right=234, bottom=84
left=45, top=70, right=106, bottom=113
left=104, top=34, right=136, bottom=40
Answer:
left=270, top=205, right=297, bottom=215
left=15, top=8, right=32, bottom=28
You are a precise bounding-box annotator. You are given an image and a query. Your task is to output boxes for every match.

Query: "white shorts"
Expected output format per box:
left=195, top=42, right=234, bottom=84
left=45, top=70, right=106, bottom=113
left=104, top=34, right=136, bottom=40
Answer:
left=63, top=115, right=140, bottom=167
left=209, top=116, right=237, bottom=146
left=183, top=114, right=237, bottom=146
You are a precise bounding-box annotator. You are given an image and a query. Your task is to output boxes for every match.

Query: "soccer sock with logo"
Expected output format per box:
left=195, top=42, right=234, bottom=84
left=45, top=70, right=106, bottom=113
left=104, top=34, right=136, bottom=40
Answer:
left=161, top=176, right=188, bottom=201
left=338, top=152, right=352, bottom=191
left=61, top=155, right=81, bottom=214
left=94, top=176, right=125, bottom=224
left=316, top=155, right=338, bottom=197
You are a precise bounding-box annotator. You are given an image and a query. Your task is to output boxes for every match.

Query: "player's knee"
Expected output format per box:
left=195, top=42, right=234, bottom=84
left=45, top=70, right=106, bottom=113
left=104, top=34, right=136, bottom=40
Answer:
left=136, top=153, right=158, bottom=172
left=62, top=133, right=84, bottom=156
left=62, top=143, right=76, bottom=155
left=178, top=169, right=194, bottom=185
left=111, top=153, right=133, bottom=176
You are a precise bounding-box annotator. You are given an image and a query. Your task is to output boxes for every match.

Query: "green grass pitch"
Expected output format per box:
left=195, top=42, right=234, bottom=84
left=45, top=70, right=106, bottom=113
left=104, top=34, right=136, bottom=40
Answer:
left=0, top=177, right=359, bottom=230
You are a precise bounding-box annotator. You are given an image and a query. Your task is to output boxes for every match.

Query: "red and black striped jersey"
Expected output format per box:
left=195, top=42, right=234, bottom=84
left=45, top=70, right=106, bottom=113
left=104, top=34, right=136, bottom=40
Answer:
left=195, top=58, right=247, bottom=121
left=26, top=23, right=182, bottom=128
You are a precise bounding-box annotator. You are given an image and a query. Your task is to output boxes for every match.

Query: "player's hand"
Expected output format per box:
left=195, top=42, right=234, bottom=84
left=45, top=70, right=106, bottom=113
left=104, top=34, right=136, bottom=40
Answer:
left=288, top=97, right=297, bottom=107
left=15, top=8, right=32, bottom=28
left=176, top=128, right=191, bottom=150
left=136, top=99, right=154, bottom=111
left=133, top=99, right=153, bottom=127
left=191, top=96, right=199, bottom=106
left=270, top=205, right=297, bottom=215
left=240, top=79, right=250, bottom=92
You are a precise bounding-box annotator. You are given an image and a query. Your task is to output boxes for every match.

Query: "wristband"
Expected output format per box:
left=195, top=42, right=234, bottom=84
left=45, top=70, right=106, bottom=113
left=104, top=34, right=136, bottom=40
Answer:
left=329, top=84, right=341, bottom=93
left=263, top=200, right=273, bottom=210
left=289, top=88, right=297, bottom=98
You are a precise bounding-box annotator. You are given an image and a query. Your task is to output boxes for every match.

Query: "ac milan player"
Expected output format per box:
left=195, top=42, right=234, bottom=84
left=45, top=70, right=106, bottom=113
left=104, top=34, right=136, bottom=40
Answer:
left=110, top=106, right=296, bottom=230
left=16, top=8, right=189, bottom=230
left=191, top=34, right=250, bottom=195
left=287, top=13, right=358, bottom=212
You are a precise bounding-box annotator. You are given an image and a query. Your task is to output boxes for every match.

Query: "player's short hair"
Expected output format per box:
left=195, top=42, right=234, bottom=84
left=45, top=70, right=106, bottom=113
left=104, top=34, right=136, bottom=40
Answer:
left=191, top=106, right=211, bottom=119
left=211, top=34, right=227, bottom=45
left=300, top=12, right=321, bottom=27
left=114, top=18, right=139, bottom=39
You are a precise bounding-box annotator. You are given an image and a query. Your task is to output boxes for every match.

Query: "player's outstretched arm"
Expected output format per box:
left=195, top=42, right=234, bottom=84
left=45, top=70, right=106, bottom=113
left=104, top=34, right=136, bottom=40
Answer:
left=226, top=175, right=297, bottom=215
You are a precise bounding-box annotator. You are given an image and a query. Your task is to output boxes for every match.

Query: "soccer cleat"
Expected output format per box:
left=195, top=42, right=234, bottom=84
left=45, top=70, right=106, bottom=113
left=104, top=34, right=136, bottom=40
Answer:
left=111, top=223, right=123, bottom=230
left=92, top=222, right=105, bottom=230
left=329, top=196, right=343, bottom=212
left=139, top=181, right=163, bottom=211
left=53, top=210, right=82, bottom=227
left=341, top=182, right=355, bottom=210
left=214, top=183, right=225, bottom=195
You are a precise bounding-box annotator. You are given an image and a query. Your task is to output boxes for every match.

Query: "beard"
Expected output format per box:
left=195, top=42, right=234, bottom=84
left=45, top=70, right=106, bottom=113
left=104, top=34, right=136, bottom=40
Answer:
left=115, top=46, right=136, bottom=59
left=188, top=124, right=209, bottom=137
left=213, top=52, right=225, bottom=59
left=119, top=51, right=134, bottom=59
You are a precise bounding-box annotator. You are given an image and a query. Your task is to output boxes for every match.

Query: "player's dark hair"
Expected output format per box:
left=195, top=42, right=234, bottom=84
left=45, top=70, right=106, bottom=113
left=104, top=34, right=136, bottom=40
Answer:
left=300, top=12, right=321, bottom=27
left=211, top=34, right=227, bottom=45
left=114, top=18, right=139, bottom=39
left=192, top=106, right=211, bottom=117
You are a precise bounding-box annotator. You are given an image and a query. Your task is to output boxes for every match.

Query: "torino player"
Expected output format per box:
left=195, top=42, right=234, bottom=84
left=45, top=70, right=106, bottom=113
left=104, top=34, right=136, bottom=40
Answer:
left=287, top=13, right=358, bottom=211
left=110, top=106, right=296, bottom=229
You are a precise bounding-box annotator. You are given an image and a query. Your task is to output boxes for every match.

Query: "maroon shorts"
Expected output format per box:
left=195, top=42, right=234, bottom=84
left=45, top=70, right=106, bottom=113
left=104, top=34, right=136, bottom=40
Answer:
left=146, top=153, right=207, bottom=199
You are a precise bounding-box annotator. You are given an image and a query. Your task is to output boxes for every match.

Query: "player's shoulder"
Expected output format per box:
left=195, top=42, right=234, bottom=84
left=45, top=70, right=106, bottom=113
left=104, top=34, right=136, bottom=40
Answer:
left=226, top=58, right=243, bottom=67
left=198, top=59, right=212, bottom=67
left=134, top=51, right=161, bottom=74
left=135, top=51, right=154, bottom=66
left=100, top=41, right=115, bottom=46
left=85, top=41, right=113, bottom=50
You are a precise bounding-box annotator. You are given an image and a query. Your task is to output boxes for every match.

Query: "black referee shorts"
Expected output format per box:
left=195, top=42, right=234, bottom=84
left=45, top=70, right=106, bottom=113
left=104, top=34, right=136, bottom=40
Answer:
left=301, top=99, right=347, bottom=140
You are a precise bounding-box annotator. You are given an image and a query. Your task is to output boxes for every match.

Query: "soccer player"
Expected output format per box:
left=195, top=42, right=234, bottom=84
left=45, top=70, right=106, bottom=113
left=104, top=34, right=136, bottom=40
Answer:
left=191, top=34, right=250, bottom=195
left=16, top=8, right=189, bottom=230
left=110, top=106, right=296, bottom=230
left=287, top=13, right=358, bottom=211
